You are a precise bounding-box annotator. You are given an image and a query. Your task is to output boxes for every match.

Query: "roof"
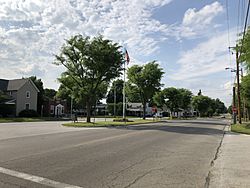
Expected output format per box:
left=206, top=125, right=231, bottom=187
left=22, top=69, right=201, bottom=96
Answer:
left=7, top=79, right=28, bottom=91
left=0, top=78, right=39, bottom=92
left=0, top=79, right=8, bottom=91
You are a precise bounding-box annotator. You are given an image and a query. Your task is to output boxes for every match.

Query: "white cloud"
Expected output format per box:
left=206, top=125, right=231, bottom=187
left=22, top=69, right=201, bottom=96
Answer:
left=166, top=28, right=237, bottom=107
left=0, top=0, right=174, bottom=89
left=170, top=29, right=237, bottom=81
left=183, top=2, right=223, bottom=26
left=178, top=1, right=224, bottom=39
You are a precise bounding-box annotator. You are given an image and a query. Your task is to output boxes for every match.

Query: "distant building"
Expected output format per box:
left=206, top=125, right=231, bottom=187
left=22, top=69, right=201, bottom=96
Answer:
left=126, top=102, right=153, bottom=117
left=43, top=98, right=68, bottom=117
left=0, top=78, right=39, bottom=116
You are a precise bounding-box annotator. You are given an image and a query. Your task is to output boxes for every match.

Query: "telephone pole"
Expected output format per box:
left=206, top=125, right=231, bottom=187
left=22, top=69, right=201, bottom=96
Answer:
left=236, top=45, right=242, bottom=124
left=233, top=86, right=236, bottom=124
left=114, top=82, right=116, bottom=117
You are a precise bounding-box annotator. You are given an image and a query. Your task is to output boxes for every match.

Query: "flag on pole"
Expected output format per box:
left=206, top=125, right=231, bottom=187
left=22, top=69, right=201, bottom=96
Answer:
left=125, top=49, right=130, bottom=65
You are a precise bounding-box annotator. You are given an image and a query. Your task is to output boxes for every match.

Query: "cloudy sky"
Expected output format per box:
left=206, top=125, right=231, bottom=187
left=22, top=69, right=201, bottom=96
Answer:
left=0, top=0, right=244, bottom=106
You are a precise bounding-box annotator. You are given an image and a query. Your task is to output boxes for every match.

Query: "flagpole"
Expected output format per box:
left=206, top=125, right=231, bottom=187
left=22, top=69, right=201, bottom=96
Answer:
left=122, top=60, right=126, bottom=120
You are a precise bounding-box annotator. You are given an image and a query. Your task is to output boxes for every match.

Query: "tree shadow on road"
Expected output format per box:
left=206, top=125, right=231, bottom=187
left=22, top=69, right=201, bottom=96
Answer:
left=108, top=121, right=226, bottom=136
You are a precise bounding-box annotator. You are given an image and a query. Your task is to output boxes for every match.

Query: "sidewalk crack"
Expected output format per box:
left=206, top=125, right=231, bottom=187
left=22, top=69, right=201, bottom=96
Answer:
left=204, top=124, right=228, bottom=188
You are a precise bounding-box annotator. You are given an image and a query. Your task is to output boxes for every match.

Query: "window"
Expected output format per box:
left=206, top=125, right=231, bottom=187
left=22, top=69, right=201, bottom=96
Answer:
left=26, top=91, right=30, bottom=98
left=25, top=103, right=30, bottom=110
left=9, top=91, right=12, bottom=96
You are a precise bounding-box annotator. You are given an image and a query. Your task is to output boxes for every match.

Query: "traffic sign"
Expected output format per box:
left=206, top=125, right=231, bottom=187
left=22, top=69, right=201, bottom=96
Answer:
left=152, top=106, right=157, bottom=113
left=233, top=106, right=237, bottom=113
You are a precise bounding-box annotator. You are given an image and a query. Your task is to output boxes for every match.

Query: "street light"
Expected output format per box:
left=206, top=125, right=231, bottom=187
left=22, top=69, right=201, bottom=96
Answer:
left=225, top=67, right=243, bottom=76
left=225, top=67, right=236, bottom=72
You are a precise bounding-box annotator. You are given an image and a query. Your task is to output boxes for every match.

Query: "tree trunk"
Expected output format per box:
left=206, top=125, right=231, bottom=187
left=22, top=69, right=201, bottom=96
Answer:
left=86, top=101, right=91, bottom=123
left=143, top=102, right=146, bottom=120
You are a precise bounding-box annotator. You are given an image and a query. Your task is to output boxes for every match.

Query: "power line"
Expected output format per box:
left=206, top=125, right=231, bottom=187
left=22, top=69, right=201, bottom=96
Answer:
left=225, top=0, right=233, bottom=86
left=239, top=0, right=250, bottom=61
left=237, top=0, right=241, bottom=35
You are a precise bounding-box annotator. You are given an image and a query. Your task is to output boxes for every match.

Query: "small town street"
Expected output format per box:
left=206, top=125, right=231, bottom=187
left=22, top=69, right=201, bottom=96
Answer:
left=0, top=119, right=227, bottom=188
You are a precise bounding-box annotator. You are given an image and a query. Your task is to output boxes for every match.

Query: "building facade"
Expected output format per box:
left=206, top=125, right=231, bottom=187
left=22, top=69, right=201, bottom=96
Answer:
left=0, top=78, right=39, bottom=116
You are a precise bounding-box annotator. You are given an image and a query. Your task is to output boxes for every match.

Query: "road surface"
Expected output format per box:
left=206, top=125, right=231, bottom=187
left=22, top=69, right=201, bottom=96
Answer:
left=0, top=119, right=227, bottom=188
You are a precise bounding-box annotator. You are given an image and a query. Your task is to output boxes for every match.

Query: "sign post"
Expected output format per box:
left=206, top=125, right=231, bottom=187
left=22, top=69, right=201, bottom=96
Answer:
left=233, top=106, right=237, bottom=124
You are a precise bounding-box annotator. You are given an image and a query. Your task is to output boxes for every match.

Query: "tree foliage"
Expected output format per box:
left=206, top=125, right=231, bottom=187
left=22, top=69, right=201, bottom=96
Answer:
left=54, top=35, right=123, bottom=122
left=238, top=27, right=250, bottom=72
left=29, top=76, right=44, bottom=114
left=106, top=79, right=124, bottom=104
left=192, top=95, right=227, bottom=117
left=192, top=95, right=213, bottom=117
left=241, top=74, right=250, bottom=108
left=153, top=88, right=192, bottom=114
left=127, top=61, right=164, bottom=119
left=44, top=88, right=57, bottom=99
left=126, top=83, right=141, bottom=103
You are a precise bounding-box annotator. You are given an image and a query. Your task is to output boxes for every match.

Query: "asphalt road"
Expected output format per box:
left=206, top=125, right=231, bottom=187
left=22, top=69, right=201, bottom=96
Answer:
left=0, top=119, right=227, bottom=188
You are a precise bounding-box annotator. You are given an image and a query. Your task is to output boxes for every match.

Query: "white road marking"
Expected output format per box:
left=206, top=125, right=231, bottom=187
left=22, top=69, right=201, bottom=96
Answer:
left=0, top=167, right=82, bottom=188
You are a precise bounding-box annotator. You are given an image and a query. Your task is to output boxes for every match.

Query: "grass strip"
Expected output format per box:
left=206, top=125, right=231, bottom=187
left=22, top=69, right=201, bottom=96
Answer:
left=63, top=119, right=162, bottom=127
left=231, top=123, right=250, bottom=135
left=0, top=117, right=71, bottom=123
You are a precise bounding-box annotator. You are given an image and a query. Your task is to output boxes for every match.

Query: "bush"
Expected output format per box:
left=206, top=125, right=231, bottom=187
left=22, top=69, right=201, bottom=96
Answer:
left=0, top=104, right=15, bottom=117
left=113, top=118, right=133, bottom=122
left=19, top=109, right=39, bottom=117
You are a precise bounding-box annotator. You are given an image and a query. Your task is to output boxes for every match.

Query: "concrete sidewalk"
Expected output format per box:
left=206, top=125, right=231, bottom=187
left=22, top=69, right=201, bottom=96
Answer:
left=209, top=126, right=250, bottom=188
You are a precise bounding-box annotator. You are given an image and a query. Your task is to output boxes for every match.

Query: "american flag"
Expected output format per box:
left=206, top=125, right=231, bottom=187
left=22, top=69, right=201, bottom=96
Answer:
left=125, top=49, right=130, bottom=65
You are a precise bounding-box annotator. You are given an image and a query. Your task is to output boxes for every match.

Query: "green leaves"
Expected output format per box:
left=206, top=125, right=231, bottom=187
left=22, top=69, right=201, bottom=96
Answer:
left=238, top=27, right=250, bottom=72
left=127, top=61, right=164, bottom=118
left=55, top=35, right=123, bottom=122
left=153, top=87, right=192, bottom=112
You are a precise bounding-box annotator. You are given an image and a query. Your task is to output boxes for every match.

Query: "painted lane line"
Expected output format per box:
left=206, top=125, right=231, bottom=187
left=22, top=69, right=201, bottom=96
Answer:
left=0, top=167, right=82, bottom=188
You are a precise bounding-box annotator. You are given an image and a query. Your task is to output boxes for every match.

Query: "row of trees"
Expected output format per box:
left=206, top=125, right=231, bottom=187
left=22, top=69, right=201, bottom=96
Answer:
left=238, top=27, right=250, bottom=120
left=54, top=35, right=227, bottom=122
left=106, top=82, right=226, bottom=118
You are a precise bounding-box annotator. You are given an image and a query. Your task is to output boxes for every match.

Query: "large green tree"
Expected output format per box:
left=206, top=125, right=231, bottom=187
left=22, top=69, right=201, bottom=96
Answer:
left=29, top=76, right=44, bottom=115
left=54, top=35, right=123, bottom=122
left=127, top=61, right=164, bottom=119
left=179, top=88, right=193, bottom=110
left=192, top=95, right=214, bottom=117
left=126, top=83, right=141, bottom=103
left=106, top=79, right=124, bottom=104
left=44, top=88, right=57, bottom=99
left=241, top=74, right=250, bottom=119
left=238, top=27, right=250, bottom=71
left=153, top=87, right=192, bottom=116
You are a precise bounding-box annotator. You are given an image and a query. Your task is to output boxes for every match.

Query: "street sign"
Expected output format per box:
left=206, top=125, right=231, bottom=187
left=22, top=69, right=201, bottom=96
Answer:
left=152, top=106, right=157, bottom=113
left=233, top=106, right=237, bottom=113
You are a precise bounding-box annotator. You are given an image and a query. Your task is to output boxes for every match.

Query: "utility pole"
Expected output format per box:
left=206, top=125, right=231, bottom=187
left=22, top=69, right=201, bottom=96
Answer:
left=233, top=86, right=236, bottom=124
left=240, top=68, right=246, bottom=121
left=114, top=82, right=116, bottom=117
left=236, top=45, right=242, bottom=124
left=71, top=95, right=73, bottom=120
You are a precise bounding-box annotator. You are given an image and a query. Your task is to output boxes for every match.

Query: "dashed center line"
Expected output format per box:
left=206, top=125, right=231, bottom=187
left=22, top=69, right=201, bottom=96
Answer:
left=0, top=167, right=82, bottom=188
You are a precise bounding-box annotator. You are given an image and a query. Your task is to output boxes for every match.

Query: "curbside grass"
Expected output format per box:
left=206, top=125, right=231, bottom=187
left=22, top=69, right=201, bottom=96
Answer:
left=231, top=123, right=250, bottom=135
left=0, top=117, right=71, bottom=123
left=63, top=119, right=163, bottom=127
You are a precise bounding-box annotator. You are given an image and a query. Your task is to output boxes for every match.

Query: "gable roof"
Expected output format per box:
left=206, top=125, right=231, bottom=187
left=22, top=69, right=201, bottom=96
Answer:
left=0, top=78, right=40, bottom=92
left=7, top=79, right=28, bottom=91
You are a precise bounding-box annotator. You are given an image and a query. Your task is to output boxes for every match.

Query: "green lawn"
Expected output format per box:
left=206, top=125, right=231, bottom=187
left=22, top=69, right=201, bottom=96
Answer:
left=63, top=119, right=162, bottom=127
left=0, top=117, right=70, bottom=123
left=231, top=123, right=250, bottom=135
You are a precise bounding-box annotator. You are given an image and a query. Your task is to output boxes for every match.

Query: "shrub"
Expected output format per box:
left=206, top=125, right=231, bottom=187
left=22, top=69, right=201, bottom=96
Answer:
left=113, top=118, right=133, bottom=122
left=19, top=109, right=39, bottom=117
left=0, top=104, right=15, bottom=117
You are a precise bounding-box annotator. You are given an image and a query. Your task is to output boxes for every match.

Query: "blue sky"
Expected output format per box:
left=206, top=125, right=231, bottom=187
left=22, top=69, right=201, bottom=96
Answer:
left=0, top=0, right=245, bottom=106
